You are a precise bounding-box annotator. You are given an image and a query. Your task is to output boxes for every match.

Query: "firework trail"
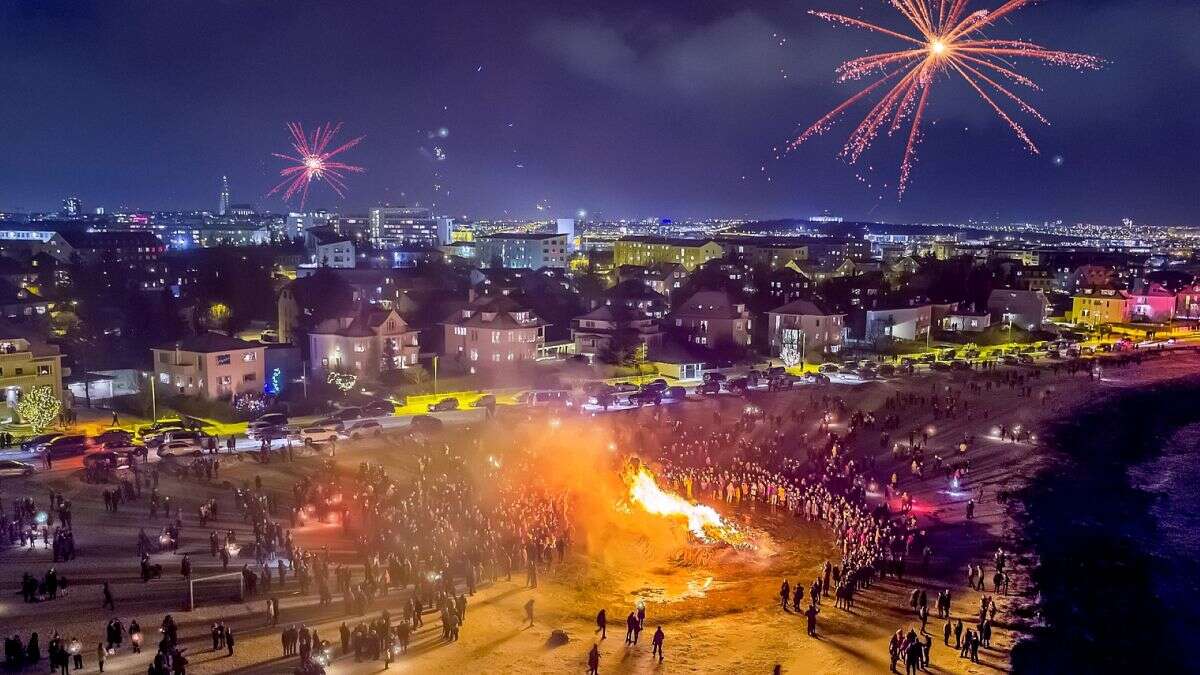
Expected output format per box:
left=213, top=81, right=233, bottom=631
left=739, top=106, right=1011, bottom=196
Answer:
left=268, top=122, right=364, bottom=207
left=790, top=0, right=1101, bottom=197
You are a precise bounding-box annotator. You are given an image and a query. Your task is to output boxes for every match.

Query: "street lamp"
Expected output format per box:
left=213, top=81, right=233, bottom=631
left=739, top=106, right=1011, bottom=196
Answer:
left=143, top=371, right=157, bottom=423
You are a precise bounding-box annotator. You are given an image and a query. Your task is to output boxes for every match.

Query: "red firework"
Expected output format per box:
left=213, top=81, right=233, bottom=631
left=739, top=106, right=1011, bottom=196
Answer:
left=790, top=0, right=1101, bottom=197
left=268, top=122, right=365, bottom=207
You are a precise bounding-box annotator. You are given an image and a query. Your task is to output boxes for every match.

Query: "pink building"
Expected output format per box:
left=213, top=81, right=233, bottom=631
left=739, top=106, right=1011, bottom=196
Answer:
left=1130, top=283, right=1176, bottom=322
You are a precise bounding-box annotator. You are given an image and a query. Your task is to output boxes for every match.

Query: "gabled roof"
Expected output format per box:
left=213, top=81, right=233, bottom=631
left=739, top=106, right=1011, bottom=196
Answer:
left=442, top=295, right=546, bottom=329
left=153, top=332, right=260, bottom=353
left=769, top=298, right=840, bottom=316
left=671, top=290, right=745, bottom=320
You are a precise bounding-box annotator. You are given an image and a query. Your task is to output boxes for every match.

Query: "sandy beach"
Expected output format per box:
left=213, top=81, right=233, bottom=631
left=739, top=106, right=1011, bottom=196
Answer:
left=2, top=350, right=1198, bottom=674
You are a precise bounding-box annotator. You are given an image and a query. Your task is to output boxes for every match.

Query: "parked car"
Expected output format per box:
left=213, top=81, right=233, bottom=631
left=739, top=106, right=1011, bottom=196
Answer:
left=137, top=419, right=187, bottom=439
left=951, top=360, right=972, bottom=371
left=662, top=386, right=687, bottom=400
left=150, top=430, right=211, bottom=448
left=94, top=429, right=134, bottom=446
left=296, top=425, right=338, bottom=446
left=898, top=362, right=915, bottom=375
left=156, top=440, right=203, bottom=459
left=766, top=366, right=787, bottom=378
left=331, top=407, right=363, bottom=422
left=471, top=394, right=497, bottom=409
left=629, top=389, right=662, bottom=406
left=931, top=361, right=952, bottom=372
left=142, top=426, right=185, bottom=446
left=0, top=459, right=35, bottom=477
left=702, top=372, right=727, bottom=384
left=611, top=382, right=639, bottom=394
left=44, top=435, right=90, bottom=459
left=1002, top=354, right=1020, bottom=365
left=363, top=401, right=396, bottom=418
left=517, top=390, right=571, bottom=407
left=341, top=419, right=383, bottom=440
left=641, top=379, right=668, bottom=393
left=727, top=377, right=750, bottom=394
left=247, top=420, right=286, bottom=440
left=409, top=415, right=443, bottom=434
left=818, top=363, right=840, bottom=374
left=1018, top=354, right=1036, bottom=365
left=21, top=433, right=63, bottom=453
left=83, top=451, right=135, bottom=472
left=877, top=364, right=896, bottom=377
left=698, top=381, right=722, bottom=396
left=428, top=398, right=460, bottom=413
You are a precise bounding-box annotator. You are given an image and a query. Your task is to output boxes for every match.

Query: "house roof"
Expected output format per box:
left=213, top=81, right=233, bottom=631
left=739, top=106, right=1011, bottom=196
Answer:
left=671, top=290, right=745, bottom=319
left=481, top=232, right=565, bottom=241
left=59, top=230, right=164, bottom=250
left=442, top=295, right=546, bottom=329
left=153, top=332, right=260, bottom=353
left=769, top=298, right=840, bottom=316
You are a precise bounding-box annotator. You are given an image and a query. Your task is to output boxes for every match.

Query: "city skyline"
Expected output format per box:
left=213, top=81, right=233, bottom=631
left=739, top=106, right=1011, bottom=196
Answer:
left=0, top=0, right=1196, bottom=223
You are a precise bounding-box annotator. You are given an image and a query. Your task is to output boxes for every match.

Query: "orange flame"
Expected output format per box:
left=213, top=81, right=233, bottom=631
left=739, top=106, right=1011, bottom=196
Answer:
left=624, top=465, right=745, bottom=546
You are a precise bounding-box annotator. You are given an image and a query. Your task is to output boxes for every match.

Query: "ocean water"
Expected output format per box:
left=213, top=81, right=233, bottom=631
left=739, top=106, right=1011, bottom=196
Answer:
left=1127, top=423, right=1200, bottom=630
left=1012, top=382, right=1200, bottom=674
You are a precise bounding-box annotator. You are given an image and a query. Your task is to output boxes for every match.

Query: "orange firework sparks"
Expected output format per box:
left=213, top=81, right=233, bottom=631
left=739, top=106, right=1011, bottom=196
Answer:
left=789, top=0, right=1102, bottom=197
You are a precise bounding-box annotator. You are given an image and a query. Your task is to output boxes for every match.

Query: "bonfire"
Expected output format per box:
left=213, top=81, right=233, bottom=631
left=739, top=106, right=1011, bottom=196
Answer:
left=622, top=462, right=751, bottom=549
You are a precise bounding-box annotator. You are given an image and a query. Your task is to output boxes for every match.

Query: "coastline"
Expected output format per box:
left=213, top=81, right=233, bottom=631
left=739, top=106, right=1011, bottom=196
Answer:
left=1009, top=371, right=1200, bottom=674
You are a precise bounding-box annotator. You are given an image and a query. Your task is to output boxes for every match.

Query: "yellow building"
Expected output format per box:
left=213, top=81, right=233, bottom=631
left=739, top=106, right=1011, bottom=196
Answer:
left=1072, top=288, right=1131, bottom=326
left=613, top=236, right=724, bottom=272
left=0, top=331, right=66, bottom=413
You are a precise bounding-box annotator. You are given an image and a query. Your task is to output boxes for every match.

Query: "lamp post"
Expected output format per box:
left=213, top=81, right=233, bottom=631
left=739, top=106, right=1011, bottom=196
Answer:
left=144, top=371, right=157, bottom=423
left=432, top=355, right=439, bottom=395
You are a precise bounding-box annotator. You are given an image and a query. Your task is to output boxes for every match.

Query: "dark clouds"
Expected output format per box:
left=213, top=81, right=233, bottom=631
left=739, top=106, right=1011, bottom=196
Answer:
left=0, top=0, right=1196, bottom=224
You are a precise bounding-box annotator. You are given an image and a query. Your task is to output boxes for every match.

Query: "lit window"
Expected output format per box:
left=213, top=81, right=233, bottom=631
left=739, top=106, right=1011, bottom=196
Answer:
left=242, top=352, right=256, bottom=362
left=217, top=354, right=231, bottom=365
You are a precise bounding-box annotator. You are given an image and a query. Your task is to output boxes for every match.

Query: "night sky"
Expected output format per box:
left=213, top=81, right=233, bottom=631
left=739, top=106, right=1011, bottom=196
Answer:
left=1, top=0, right=1196, bottom=224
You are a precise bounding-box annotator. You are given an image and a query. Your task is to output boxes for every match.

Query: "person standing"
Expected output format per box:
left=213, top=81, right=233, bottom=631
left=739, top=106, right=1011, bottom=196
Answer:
left=101, top=582, right=115, bottom=610
left=651, top=626, right=665, bottom=662
left=225, top=628, right=235, bottom=657
left=96, top=643, right=105, bottom=673
left=595, top=609, right=606, bottom=639
left=587, top=644, right=600, bottom=675
left=804, top=603, right=820, bottom=637
left=524, top=599, right=535, bottom=627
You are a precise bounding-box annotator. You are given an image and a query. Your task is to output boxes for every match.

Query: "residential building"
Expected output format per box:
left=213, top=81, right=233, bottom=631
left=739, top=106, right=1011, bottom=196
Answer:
left=987, top=289, right=1051, bottom=330
left=369, top=206, right=438, bottom=247
left=1176, top=283, right=1200, bottom=319
left=616, top=264, right=689, bottom=300
left=1129, top=282, right=1175, bottom=322
left=762, top=266, right=813, bottom=304
left=613, top=236, right=724, bottom=272
left=572, top=304, right=664, bottom=362
left=308, top=309, right=420, bottom=382
left=863, top=305, right=933, bottom=341
left=941, top=312, right=992, bottom=332
left=1071, top=288, right=1132, bottom=326
left=441, top=296, right=547, bottom=366
left=718, top=238, right=808, bottom=270
left=476, top=232, right=569, bottom=269
left=151, top=333, right=265, bottom=399
left=766, top=299, right=844, bottom=356
left=1013, top=266, right=1057, bottom=293
left=0, top=329, right=66, bottom=414
left=312, top=231, right=356, bottom=268
left=668, top=290, right=752, bottom=350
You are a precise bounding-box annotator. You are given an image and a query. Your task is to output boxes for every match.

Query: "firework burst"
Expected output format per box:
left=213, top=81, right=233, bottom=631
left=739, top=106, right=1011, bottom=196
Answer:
left=268, top=122, right=365, bottom=207
left=790, top=0, right=1101, bottom=197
